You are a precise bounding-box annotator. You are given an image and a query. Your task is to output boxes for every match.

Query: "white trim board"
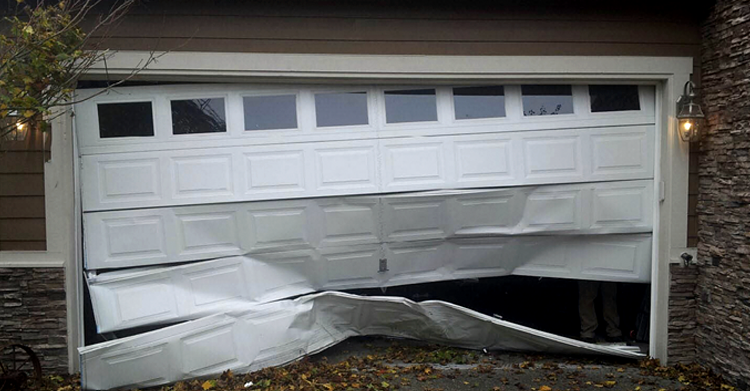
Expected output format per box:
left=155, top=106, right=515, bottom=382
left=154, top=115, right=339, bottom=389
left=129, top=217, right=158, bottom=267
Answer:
left=84, top=52, right=691, bottom=81
left=65, top=52, right=692, bottom=369
left=0, top=252, right=66, bottom=268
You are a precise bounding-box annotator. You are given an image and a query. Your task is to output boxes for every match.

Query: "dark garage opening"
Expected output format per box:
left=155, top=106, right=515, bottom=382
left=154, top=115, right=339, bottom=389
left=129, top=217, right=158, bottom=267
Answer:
left=349, top=276, right=650, bottom=344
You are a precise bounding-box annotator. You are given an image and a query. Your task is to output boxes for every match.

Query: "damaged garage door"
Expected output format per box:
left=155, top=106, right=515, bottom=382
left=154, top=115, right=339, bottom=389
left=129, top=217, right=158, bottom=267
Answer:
left=75, top=83, right=656, bottom=389
left=80, top=292, right=643, bottom=390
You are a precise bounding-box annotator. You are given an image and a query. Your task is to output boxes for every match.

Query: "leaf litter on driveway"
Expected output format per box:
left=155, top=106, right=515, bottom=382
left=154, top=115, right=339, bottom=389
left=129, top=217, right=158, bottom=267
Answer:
left=32, top=337, right=737, bottom=391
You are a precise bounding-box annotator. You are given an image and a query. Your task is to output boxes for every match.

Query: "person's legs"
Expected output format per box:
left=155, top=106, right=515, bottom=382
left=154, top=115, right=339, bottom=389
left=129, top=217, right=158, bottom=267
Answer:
left=578, top=280, right=600, bottom=340
left=601, top=282, right=622, bottom=338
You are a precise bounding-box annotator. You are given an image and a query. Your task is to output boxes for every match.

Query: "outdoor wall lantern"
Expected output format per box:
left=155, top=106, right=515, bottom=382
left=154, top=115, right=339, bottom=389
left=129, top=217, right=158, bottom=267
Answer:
left=1, top=111, right=29, bottom=142
left=676, top=81, right=705, bottom=143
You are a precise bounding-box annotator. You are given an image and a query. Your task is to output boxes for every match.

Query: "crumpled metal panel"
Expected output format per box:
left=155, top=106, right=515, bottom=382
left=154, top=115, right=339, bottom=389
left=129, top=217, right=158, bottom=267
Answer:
left=83, top=180, right=654, bottom=270
left=79, top=291, right=643, bottom=391
left=88, top=234, right=652, bottom=332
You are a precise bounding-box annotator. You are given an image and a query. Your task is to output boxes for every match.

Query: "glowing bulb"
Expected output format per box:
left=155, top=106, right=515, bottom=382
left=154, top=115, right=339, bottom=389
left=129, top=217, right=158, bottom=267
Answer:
left=16, top=121, right=25, bottom=131
left=682, top=121, right=693, bottom=131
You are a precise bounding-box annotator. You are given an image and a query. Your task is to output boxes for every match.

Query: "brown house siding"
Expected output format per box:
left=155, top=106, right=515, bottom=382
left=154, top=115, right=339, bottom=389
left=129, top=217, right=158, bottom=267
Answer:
left=0, top=128, right=47, bottom=251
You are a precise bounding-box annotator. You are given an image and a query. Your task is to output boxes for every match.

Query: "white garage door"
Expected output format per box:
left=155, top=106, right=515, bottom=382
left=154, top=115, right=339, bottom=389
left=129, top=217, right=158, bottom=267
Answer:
left=76, top=83, right=656, bottom=331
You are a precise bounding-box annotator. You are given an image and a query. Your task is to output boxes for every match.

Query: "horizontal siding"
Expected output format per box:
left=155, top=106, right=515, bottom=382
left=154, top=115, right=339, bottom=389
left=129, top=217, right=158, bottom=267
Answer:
left=0, top=219, right=46, bottom=241
left=0, top=152, right=46, bottom=173
left=0, top=128, right=47, bottom=251
left=87, top=1, right=702, bottom=60
left=96, top=37, right=701, bottom=58
left=0, top=196, right=45, bottom=219
left=0, top=174, right=45, bottom=196
left=0, top=241, right=46, bottom=251
left=92, top=16, right=700, bottom=44
left=112, top=1, right=700, bottom=22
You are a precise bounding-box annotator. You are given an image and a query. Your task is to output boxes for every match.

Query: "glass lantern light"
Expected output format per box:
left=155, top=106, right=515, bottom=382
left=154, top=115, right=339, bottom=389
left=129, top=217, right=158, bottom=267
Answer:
left=676, top=81, right=705, bottom=143
left=2, top=111, right=29, bottom=142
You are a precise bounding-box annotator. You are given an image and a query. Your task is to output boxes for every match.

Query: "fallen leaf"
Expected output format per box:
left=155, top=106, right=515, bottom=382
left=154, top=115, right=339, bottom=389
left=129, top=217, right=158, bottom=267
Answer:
left=540, top=386, right=552, bottom=391
left=201, top=380, right=215, bottom=390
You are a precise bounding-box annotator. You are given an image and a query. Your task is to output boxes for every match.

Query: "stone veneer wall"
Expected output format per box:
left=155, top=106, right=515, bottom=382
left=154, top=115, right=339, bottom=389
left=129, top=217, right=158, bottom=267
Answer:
left=0, top=268, right=68, bottom=373
left=667, top=264, right=698, bottom=364
left=697, top=0, right=750, bottom=387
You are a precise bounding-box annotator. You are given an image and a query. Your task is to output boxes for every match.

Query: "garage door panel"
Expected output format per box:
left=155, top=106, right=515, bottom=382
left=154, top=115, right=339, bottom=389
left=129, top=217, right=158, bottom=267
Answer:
left=75, top=84, right=656, bottom=155
left=174, top=211, right=243, bottom=256
left=246, top=204, right=313, bottom=251
left=382, top=141, right=449, bottom=190
left=317, top=198, right=380, bottom=247
left=590, top=128, right=652, bottom=179
left=314, top=145, right=378, bottom=191
left=81, top=126, right=654, bottom=212
left=171, top=154, right=235, bottom=199
left=92, top=158, right=162, bottom=205
left=84, top=181, right=652, bottom=270
left=85, top=213, right=170, bottom=269
left=454, top=139, right=514, bottom=184
left=519, top=189, right=583, bottom=233
left=87, top=234, right=652, bottom=332
left=244, top=150, right=306, bottom=193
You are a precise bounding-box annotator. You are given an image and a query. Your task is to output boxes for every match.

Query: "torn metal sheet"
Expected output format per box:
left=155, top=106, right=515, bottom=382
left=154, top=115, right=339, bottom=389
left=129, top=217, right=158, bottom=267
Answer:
left=83, top=180, right=653, bottom=270
left=79, top=291, right=644, bottom=391
left=88, top=234, right=652, bottom=332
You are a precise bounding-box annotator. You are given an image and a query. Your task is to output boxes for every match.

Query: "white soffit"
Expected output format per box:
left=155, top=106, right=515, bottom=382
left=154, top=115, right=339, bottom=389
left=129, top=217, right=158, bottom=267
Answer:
left=83, top=181, right=654, bottom=270
left=88, top=233, right=652, bottom=332
left=79, top=291, right=644, bottom=391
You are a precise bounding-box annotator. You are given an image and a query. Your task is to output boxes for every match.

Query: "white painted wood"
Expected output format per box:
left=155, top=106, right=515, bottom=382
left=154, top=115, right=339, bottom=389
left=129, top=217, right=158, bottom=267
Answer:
left=84, top=181, right=654, bottom=270
left=82, top=52, right=692, bottom=82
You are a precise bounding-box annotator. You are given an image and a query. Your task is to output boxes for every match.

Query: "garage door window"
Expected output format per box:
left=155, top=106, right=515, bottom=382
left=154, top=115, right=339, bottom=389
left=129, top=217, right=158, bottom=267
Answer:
left=384, top=89, right=438, bottom=124
left=315, top=92, right=369, bottom=127
left=522, top=85, right=574, bottom=116
left=243, top=95, right=298, bottom=131
left=453, top=86, right=506, bottom=120
left=98, top=101, right=154, bottom=138
left=589, top=85, right=641, bottom=113
left=171, top=98, right=227, bottom=134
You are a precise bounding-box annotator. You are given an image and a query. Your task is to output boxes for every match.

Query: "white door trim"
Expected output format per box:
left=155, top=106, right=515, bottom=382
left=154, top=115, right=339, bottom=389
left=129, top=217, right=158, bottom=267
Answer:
left=65, top=51, right=692, bottom=367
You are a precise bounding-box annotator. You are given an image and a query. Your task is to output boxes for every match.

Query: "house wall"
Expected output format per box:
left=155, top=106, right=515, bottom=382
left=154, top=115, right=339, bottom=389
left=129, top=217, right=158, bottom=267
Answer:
left=88, top=0, right=704, bottom=363
left=0, top=1, right=706, bottom=373
left=696, top=0, right=750, bottom=387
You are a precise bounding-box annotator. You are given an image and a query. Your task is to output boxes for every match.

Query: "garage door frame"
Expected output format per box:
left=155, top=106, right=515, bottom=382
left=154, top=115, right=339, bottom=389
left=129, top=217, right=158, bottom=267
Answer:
left=61, top=53, right=692, bottom=370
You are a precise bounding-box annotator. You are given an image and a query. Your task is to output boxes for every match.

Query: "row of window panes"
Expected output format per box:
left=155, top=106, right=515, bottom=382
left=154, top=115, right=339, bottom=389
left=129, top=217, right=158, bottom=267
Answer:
left=97, top=85, right=641, bottom=138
